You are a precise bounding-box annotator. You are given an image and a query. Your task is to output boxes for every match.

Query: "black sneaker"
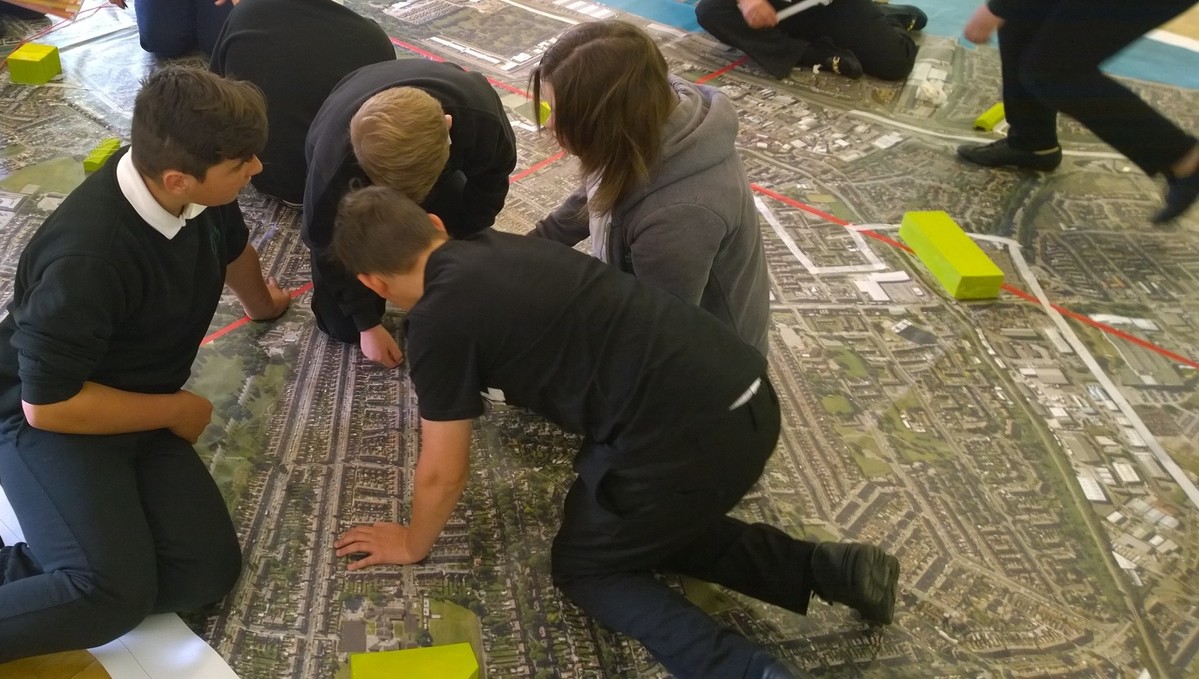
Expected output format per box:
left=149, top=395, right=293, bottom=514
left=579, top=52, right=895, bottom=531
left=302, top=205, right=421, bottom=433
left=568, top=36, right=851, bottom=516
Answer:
left=810, top=542, right=900, bottom=625
left=803, top=38, right=864, bottom=79
left=958, top=139, right=1062, bottom=171
left=1152, top=171, right=1199, bottom=224
left=877, top=3, right=928, bottom=31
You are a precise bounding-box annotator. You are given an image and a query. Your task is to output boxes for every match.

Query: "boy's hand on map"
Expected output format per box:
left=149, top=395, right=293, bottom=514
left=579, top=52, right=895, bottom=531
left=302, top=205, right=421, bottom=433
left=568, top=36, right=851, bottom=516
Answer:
left=739, top=0, right=779, bottom=29
left=964, top=3, right=1003, bottom=44
left=360, top=324, right=404, bottom=368
left=336, top=522, right=425, bottom=570
left=247, top=277, right=291, bottom=321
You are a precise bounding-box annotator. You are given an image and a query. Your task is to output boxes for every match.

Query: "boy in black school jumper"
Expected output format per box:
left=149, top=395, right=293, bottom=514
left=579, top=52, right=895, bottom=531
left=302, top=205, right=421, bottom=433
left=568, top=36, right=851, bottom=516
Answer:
left=0, top=67, right=290, bottom=661
left=210, top=0, right=396, bottom=205
left=303, top=59, right=517, bottom=368
left=329, top=186, right=901, bottom=679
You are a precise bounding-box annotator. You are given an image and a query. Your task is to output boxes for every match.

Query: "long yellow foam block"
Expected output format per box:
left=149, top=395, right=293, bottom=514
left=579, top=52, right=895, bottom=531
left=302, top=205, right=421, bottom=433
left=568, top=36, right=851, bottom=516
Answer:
left=899, top=211, right=1004, bottom=300
left=350, top=643, right=479, bottom=679
left=973, top=102, right=1005, bottom=131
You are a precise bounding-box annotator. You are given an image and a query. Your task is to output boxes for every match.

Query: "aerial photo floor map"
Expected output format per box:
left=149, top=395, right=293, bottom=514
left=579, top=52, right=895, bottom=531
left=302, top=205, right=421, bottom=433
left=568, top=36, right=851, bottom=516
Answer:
left=2, top=0, right=1199, bottom=677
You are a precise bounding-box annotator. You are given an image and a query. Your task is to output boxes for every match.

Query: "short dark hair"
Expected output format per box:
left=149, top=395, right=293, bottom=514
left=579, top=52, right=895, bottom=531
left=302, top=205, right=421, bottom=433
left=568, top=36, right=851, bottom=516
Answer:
left=131, top=66, right=267, bottom=180
left=531, top=20, right=674, bottom=215
left=333, top=186, right=442, bottom=275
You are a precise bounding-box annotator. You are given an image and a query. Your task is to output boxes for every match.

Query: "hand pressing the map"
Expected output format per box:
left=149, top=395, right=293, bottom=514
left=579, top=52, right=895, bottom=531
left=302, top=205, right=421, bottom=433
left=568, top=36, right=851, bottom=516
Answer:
left=335, top=522, right=426, bottom=570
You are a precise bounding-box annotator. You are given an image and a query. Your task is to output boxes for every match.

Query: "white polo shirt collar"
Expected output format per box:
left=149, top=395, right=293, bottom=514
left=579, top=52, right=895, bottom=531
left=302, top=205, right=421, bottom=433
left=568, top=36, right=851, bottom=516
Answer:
left=116, top=150, right=206, bottom=240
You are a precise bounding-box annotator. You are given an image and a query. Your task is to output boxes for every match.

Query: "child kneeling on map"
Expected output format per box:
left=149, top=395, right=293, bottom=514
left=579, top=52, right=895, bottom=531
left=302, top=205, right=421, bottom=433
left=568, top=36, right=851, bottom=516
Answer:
left=330, top=186, right=901, bottom=679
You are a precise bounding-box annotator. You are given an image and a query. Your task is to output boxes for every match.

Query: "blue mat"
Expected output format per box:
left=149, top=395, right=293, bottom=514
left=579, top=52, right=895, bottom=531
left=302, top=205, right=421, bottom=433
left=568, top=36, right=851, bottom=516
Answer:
left=606, top=0, right=1199, bottom=89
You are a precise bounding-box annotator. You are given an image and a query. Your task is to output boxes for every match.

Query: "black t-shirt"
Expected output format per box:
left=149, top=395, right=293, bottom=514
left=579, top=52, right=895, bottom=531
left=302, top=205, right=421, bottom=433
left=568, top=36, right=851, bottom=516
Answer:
left=406, top=231, right=767, bottom=451
left=210, top=0, right=395, bottom=204
left=0, top=147, right=249, bottom=423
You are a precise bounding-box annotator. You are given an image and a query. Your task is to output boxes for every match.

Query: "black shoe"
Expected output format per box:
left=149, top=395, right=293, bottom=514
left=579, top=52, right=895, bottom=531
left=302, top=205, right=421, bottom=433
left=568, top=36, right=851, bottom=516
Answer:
left=802, top=38, right=864, bottom=79
left=957, top=139, right=1062, bottom=171
left=1152, top=171, right=1199, bottom=224
left=877, top=3, right=928, bottom=31
left=811, top=542, right=900, bottom=625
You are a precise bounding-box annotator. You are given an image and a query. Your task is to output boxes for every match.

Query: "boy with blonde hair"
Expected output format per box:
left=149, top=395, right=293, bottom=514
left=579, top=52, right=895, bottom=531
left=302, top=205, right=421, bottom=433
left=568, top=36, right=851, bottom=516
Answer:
left=303, top=60, right=516, bottom=367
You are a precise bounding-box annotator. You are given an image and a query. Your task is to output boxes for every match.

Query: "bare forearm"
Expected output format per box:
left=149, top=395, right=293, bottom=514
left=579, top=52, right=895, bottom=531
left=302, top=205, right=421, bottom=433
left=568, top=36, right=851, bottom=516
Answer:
left=23, top=382, right=188, bottom=435
left=406, top=418, right=473, bottom=558
left=225, top=244, right=282, bottom=320
left=406, top=473, right=468, bottom=558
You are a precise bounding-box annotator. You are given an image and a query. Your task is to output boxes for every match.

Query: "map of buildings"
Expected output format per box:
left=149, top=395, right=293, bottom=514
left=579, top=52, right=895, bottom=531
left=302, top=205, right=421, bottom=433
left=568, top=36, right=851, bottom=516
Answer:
left=2, top=0, right=1199, bottom=676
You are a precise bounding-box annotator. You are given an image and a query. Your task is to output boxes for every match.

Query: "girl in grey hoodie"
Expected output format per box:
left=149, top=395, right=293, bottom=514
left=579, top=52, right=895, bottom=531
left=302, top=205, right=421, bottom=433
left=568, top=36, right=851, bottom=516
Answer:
left=531, top=20, right=771, bottom=357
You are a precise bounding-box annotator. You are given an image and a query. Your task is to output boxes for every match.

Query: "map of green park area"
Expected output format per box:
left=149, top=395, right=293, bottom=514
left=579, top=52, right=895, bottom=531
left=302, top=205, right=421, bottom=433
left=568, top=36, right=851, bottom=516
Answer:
left=2, top=1, right=1199, bottom=676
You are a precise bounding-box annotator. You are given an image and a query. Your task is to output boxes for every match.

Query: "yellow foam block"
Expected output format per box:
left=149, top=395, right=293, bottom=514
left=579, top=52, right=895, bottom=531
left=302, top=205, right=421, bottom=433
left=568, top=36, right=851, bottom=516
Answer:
left=899, top=211, right=1004, bottom=300
left=83, top=138, right=122, bottom=173
left=350, top=643, right=479, bottom=679
left=973, top=103, right=1005, bottom=131
left=6, top=43, right=62, bottom=85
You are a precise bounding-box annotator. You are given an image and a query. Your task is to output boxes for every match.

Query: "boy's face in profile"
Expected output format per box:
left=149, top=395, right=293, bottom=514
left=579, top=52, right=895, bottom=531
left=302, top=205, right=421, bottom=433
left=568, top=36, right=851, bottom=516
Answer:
left=188, top=155, right=263, bottom=206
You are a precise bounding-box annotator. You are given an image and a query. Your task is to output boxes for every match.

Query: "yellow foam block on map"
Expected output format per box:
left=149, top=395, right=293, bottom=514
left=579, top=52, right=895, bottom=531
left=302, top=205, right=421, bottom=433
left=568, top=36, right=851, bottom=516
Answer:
left=350, top=643, right=479, bottom=679
left=83, top=138, right=122, bottom=173
left=899, top=211, right=1004, bottom=300
left=973, top=103, right=1005, bottom=131
left=6, top=43, right=62, bottom=85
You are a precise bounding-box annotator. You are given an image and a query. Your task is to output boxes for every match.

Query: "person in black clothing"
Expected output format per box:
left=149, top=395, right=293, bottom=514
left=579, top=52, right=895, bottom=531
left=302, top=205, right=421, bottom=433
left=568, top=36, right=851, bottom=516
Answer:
left=106, top=0, right=232, bottom=58
left=695, top=0, right=927, bottom=80
left=329, top=186, right=901, bottom=679
left=0, top=67, right=290, bottom=661
left=304, top=59, right=516, bottom=368
left=210, top=0, right=396, bottom=205
left=957, top=0, right=1199, bottom=224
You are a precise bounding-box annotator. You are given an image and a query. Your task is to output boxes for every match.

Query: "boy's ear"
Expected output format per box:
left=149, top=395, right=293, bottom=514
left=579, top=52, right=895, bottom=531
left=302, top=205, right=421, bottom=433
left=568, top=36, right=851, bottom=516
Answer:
left=160, top=169, right=193, bottom=196
left=357, top=273, right=390, bottom=299
left=445, top=114, right=453, bottom=131
left=428, top=213, right=447, bottom=234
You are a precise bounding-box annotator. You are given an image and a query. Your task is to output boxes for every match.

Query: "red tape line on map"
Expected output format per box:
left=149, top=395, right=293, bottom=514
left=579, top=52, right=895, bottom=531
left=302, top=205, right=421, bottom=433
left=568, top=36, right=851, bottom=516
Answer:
left=206, top=37, right=1199, bottom=373
left=749, top=184, right=1199, bottom=371
left=202, top=282, right=314, bottom=345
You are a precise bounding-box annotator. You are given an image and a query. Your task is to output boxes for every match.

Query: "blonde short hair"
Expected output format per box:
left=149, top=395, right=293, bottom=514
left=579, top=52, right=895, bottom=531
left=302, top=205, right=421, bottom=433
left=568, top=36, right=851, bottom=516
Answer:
left=350, top=87, right=450, bottom=203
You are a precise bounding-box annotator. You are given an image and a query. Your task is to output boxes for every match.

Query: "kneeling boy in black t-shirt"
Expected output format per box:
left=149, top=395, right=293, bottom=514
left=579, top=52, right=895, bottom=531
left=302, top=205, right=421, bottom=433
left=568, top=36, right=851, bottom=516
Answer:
left=329, top=186, right=900, bottom=679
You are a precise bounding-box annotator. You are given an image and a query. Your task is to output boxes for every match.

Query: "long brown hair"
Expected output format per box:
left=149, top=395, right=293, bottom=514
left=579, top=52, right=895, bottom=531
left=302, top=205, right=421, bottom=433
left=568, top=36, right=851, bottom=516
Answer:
left=531, top=20, right=675, bottom=215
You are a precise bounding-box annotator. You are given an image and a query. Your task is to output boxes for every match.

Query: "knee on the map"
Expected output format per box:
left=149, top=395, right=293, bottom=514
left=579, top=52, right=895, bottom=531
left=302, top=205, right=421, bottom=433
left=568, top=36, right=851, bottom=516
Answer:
left=155, top=535, right=242, bottom=613
left=860, top=43, right=917, bottom=81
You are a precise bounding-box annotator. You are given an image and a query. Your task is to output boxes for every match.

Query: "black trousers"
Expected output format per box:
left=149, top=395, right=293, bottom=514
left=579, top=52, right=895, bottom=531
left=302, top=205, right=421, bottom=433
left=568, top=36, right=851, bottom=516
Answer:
left=132, top=0, right=232, bottom=57
left=310, top=169, right=474, bottom=344
left=551, top=379, right=823, bottom=678
left=0, top=423, right=241, bottom=661
left=999, top=0, right=1197, bottom=175
left=696, top=0, right=918, bottom=80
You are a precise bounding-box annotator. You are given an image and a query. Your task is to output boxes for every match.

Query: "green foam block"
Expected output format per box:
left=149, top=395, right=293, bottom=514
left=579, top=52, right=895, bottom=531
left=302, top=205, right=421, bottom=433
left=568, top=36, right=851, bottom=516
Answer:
left=83, top=138, right=122, bottom=173
left=7, top=43, right=62, bottom=85
left=899, top=211, right=1004, bottom=300
left=350, top=643, right=479, bottom=679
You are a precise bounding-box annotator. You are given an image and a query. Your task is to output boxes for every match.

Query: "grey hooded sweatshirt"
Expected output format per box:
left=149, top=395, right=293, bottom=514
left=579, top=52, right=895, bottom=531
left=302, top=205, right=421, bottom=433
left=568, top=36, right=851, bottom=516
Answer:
left=532, top=76, right=770, bottom=357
